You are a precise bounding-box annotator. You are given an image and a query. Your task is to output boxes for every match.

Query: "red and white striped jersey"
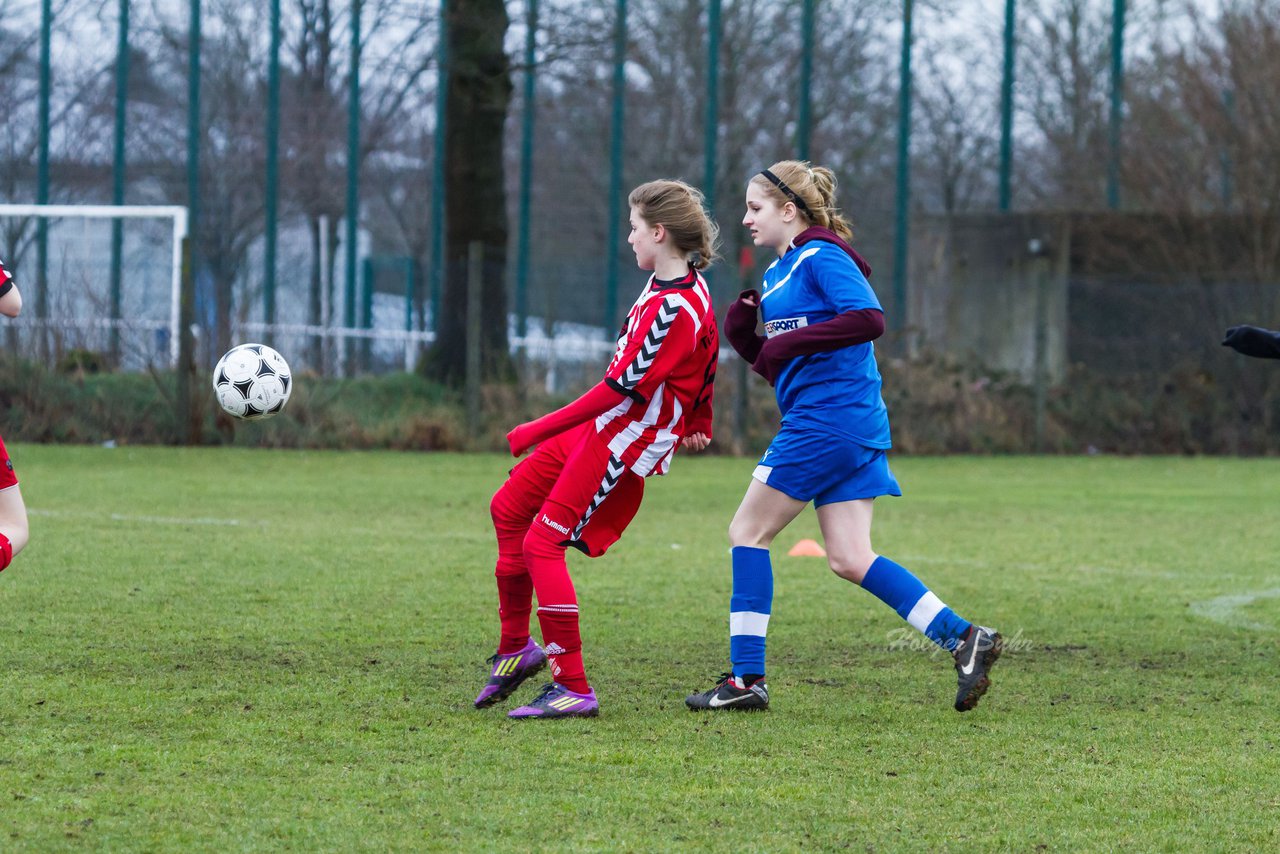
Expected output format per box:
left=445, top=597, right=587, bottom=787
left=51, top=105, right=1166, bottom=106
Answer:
left=0, top=258, right=12, bottom=291
left=598, top=268, right=718, bottom=477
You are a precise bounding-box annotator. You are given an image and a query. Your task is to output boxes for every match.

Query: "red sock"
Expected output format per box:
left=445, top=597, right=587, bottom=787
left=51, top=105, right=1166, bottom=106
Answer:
left=524, top=510, right=589, bottom=693
left=0, top=533, right=10, bottom=572
left=536, top=608, right=588, bottom=693
left=490, top=485, right=539, bottom=654
left=495, top=571, right=533, bottom=654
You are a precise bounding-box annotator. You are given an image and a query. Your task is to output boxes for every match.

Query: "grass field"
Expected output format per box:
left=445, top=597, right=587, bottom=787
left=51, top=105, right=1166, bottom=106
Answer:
left=2, top=445, right=1278, bottom=851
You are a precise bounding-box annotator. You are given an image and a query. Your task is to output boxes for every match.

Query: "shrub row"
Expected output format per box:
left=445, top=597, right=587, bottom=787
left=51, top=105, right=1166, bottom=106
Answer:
left=3, top=354, right=1278, bottom=455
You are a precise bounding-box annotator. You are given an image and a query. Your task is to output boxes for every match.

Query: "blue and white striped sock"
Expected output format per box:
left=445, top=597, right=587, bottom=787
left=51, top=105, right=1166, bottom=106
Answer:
left=860, top=556, right=971, bottom=648
left=729, top=546, right=773, bottom=678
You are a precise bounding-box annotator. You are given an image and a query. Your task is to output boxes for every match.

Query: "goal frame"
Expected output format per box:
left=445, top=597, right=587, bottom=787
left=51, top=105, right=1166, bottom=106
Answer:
left=0, top=203, right=189, bottom=366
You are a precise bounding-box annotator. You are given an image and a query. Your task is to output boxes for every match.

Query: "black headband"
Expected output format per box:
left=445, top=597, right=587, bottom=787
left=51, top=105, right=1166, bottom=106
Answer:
left=760, top=169, right=812, bottom=216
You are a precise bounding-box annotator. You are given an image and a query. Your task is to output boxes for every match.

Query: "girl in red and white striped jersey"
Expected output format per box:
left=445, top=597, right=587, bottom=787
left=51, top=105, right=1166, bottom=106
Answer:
left=0, top=258, right=31, bottom=575
left=476, top=180, right=720, bottom=720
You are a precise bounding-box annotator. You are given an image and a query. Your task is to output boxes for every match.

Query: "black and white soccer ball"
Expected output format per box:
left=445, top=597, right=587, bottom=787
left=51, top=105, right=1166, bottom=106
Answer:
left=212, top=343, right=292, bottom=420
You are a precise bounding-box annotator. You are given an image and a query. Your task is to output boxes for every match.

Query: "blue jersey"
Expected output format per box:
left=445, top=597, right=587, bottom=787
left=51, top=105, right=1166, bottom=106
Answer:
left=758, top=240, right=891, bottom=449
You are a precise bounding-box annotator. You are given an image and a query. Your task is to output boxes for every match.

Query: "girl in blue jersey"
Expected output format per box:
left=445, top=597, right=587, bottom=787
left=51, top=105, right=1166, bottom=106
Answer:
left=685, top=160, right=1002, bottom=713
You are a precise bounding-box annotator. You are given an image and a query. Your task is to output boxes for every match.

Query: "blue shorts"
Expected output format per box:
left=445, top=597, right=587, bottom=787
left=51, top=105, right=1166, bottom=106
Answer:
left=752, top=427, right=901, bottom=507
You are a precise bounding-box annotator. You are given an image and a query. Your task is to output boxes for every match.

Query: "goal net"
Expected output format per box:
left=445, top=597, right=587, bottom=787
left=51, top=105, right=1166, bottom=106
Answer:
left=0, top=204, right=187, bottom=369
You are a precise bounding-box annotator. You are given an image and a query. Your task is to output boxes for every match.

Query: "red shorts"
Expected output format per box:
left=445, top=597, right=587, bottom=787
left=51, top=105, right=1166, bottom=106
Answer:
left=0, top=435, right=16, bottom=490
left=503, top=422, right=645, bottom=557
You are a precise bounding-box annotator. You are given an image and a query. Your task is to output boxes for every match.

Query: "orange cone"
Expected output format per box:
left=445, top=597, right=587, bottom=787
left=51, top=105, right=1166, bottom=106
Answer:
left=787, top=538, right=827, bottom=557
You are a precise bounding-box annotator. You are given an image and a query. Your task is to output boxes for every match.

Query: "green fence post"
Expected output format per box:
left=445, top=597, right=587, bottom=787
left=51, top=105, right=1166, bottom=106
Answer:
left=264, top=0, right=281, bottom=327
left=998, top=0, right=1015, bottom=211
left=797, top=0, right=814, bottom=160
left=1107, top=0, right=1125, bottom=210
left=429, top=0, right=448, bottom=341
left=891, top=0, right=914, bottom=332
left=704, top=0, right=720, bottom=233
left=110, top=0, right=130, bottom=364
left=515, top=0, right=537, bottom=344
left=36, top=0, right=52, bottom=345
left=604, top=0, right=626, bottom=335
left=187, top=0, right=202, bottom=314
left=345, top=0, right=362, bottom=372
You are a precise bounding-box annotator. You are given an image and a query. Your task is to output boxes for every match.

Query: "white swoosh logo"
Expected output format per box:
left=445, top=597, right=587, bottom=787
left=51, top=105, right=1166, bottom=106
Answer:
left=960, top=637, right=981, bottom=676
left=709, top=690, right=758, bottom=708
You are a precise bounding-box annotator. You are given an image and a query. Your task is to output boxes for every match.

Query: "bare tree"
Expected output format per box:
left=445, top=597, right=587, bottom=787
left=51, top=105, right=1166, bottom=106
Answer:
left=515, top=0, right=898, bottom=329
left=1108, top=0, right=1280, bottom=313
left=1017, top=0, right=1114, bottom=209
left=0, top=0, right=108, bottom=259
left=911, top=15, right=999, bottom=214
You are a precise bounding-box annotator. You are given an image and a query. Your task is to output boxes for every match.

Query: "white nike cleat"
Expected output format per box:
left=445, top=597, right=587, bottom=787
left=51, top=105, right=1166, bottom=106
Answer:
left=953, top=625, right=1002, bottom=712
left=685, top=673, right=769, bottom=711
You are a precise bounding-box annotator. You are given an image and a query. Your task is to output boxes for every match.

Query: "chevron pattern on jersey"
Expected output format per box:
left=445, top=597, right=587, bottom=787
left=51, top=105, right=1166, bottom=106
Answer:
left=618, top=297, right=679, bottom=389
left=570, top=455, right=628, bottom=542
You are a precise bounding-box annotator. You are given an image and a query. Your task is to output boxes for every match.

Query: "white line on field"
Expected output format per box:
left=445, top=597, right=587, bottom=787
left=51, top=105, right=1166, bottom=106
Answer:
left=29, top=508, right=266, bottom=527
left=1188, top=588, right=1280, bottom=632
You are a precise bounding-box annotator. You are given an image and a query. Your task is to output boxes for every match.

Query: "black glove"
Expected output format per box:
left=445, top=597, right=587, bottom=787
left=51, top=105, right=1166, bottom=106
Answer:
left=1222, top=325, right=1280, bottom=360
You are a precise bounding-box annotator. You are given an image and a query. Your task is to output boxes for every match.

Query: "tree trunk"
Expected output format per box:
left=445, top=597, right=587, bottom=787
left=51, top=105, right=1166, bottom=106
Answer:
left=428, top=0, right=512, bottom=385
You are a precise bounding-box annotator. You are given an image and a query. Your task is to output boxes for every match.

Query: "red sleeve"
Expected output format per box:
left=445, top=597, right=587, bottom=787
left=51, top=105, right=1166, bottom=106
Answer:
left=604, top=295, right=699, bottom=406
left=0, top=259, right=12, bottom=296
left=506, top=381, right=627, bottom=456
left=683, top=343, right=717, bottom=439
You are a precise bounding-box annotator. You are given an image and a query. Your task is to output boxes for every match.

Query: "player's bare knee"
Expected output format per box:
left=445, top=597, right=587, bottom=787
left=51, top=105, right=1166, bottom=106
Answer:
left=8, top=525, right=28, bottom=557
left=828, top=551, right=874, bottom=583
left=727, top=519, right=771, bottom=550
left=0, top=516, right=28, bottom=558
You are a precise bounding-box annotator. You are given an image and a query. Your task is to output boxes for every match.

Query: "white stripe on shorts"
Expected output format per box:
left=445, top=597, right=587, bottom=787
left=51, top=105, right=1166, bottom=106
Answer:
left=729, top=611, right=771, bottom=637
left=752, top=464, right=773, bottom=484
left=905, top=591, right=945, bottom=634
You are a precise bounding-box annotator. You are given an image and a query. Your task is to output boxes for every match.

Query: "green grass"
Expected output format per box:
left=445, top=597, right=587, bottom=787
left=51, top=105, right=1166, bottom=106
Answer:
left=2, top=446, right=1278, bottom=851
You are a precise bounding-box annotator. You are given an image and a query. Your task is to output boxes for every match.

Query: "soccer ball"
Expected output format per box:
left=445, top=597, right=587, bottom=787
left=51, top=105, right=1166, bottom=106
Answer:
left=212, top=343, right=293, bottom=420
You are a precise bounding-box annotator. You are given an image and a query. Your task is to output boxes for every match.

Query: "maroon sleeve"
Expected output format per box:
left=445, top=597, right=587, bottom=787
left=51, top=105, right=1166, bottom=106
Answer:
left=751, top=308, right=884, bottom=384
left=723, top=290, right=764, bottom=363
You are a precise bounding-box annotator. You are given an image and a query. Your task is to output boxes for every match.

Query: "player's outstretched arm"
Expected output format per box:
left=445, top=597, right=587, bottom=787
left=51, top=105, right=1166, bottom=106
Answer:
left=506, top=381, right=627, bottom=456
left=1222, top=325, right=1280, bottom=360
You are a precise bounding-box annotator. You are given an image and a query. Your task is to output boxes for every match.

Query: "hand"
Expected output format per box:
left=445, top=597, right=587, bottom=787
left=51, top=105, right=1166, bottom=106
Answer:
left=506, top=424, right=533, bottom=457
left=724, top=290, right=760, bottom=331
left=724, top=290, right=764, bottom=363
left=1221, top=324, right=1280, bottom=359
left=681, top=432, right=710, bottom=452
